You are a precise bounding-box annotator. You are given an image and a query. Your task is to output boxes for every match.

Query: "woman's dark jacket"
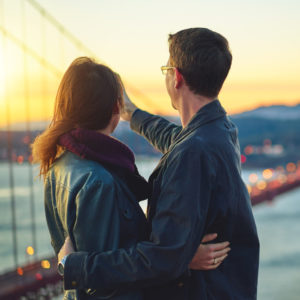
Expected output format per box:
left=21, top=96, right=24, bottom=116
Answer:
left=44, top=148, right=148, bottom=300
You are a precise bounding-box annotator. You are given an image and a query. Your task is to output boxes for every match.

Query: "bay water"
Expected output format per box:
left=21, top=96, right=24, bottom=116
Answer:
left=0, top=158, right=299, bottom=299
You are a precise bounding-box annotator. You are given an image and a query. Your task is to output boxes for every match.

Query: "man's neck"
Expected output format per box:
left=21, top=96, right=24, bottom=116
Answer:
left=178, top=93, right=216, bottom=127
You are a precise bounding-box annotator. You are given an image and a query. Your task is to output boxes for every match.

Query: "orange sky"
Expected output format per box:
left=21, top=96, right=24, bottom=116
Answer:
left=0, top=0, right=299, bottom=127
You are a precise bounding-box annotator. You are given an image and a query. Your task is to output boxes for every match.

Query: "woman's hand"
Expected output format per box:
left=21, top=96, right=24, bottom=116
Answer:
left=189, top=233, right=230, bottom=270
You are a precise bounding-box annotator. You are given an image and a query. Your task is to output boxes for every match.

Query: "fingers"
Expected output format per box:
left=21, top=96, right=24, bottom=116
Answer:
left=206, top=247, right=231, bottom=266
left=212, top=247, right=231, bottom=259
left=201, top=233, right=218, bottom=243
left=207, top=241, right=230, bottom=251
left=218, top=254, right=228, bottom=263
left=208, top=253, right=228, bottom=266
left=202, top=261, right=222, bottom=270
left=193, top=254, right=227, bottom=271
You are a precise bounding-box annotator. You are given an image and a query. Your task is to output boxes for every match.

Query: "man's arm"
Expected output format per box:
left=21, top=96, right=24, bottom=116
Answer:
left=121, top=89, right=182, bottom=154
left=62, top=147, right=217, bottom=292
left=131, top=110, right=182, bottom=154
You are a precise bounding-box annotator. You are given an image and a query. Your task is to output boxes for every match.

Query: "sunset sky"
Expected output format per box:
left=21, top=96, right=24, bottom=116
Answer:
left=0, top=0, right=300, bottom=126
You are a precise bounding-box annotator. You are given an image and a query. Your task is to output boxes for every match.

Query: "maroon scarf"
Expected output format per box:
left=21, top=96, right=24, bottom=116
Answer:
left=59, top=128, right=149, bottom=200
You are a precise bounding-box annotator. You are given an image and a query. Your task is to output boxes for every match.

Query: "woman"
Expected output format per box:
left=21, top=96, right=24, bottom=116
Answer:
left=32, top=57, right=228, bottom=300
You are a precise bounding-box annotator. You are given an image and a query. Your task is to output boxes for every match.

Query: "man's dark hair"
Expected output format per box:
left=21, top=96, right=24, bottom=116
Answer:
left=168, top=28, right=232, bottom=98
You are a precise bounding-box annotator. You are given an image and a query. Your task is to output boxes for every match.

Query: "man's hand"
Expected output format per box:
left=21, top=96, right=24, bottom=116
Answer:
left=58, top=236, right=75, bottom=262
left=121, top=88, right=138, bottom=122
left=189, top=233, right=230, bottom=270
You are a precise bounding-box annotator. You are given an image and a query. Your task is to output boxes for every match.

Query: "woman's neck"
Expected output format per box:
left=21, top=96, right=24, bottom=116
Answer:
left=97, top=127, right=111, bottom=136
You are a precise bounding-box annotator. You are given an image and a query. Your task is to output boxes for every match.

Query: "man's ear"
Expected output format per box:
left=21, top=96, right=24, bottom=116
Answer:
left=174, top=68, right=183, bottom=89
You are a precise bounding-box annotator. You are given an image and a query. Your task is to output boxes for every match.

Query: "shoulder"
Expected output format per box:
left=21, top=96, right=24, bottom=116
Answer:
left=165, top=131, right=217, bottom=175
left=46, top=151, right=116, bottom=192
left=171, top=132, right=207, bottom=158
left=184, top=116, right=235, bottom=150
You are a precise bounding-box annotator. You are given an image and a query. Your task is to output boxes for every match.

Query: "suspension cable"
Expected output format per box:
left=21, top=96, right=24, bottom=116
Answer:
left=21, top=0, right=37, bottom=259
left=25, top=0, right=157, bottom=110
left=0, top=0, right=18, bottom=268
left=40, top=4, right=49, bottom=127
left=0, top=25, right=62, bottom=78
left=25, top=0, right=100, bottom=60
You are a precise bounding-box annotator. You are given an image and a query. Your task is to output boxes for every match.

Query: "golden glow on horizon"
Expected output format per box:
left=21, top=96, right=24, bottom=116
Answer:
left=0, top=76, right=299, bottom=128
left=0, top=45, right=5, bottom=98
left=126, top=79, right=300, bottom=116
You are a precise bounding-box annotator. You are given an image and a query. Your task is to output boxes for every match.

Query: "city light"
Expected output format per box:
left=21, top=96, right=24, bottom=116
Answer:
left=249, top=173, right=259, bottom=184
left=262, top=169, right=273, bottom=180
left=241, top=154, right=247, bottom=164
left=41, top=260, right=51, bottom=269
left=26, top=246, right=35, bottom=256
left=244, top=145, right=254, bottom=155
left=17, top=155, right=24, bottom=164
left=257, top=180, right=267, bottom=190
left=17, top=267, right=23, bottom=276
left=35, top=273, right=43, bottom=281
left=286, top=162, right=296, bottom=173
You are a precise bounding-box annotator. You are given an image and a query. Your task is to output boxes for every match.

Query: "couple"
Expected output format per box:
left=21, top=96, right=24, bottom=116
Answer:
left=32, top=28, right=259, bottom=299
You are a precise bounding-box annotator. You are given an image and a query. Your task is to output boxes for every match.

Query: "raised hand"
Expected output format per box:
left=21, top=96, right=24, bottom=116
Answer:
left=121, top=88, right=138, bottom=122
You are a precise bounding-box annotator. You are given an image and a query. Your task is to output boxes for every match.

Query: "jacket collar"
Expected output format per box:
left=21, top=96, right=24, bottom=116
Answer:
left=59, top=128, right=150, bottom=201
left=59, top=128, right=136, bottom=173
left=152, top=99, right=227, bottom=173
left=183, top=99, right=226, bottom=133
left=174, top=99, right=226, bottom=144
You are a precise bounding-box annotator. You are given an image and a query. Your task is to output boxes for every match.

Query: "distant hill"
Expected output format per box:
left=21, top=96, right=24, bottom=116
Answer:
left=230, top=103, right=300, bottom=167
left=232, top=103, right=300, bottom=120
left=0, top=103, right=299, bottom=168
left=113, top=104, right=300, bottom=168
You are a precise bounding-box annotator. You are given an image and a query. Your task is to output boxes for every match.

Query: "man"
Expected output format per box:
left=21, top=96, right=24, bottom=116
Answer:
left=59, top=28, right=259, bottom=299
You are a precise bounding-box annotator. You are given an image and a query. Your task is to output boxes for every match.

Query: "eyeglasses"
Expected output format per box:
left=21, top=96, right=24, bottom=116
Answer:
left=160, top=66, right=176, bottom=75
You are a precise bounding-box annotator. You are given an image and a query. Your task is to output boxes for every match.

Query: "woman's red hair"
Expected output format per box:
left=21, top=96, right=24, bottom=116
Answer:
left=32, top=57, right=123, bottom=178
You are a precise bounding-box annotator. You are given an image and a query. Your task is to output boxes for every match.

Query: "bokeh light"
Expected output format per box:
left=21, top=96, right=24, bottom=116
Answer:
left=26, top=246, right=35, bottom=256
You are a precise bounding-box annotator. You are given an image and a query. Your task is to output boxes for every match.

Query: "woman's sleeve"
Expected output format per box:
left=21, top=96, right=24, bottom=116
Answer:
left=69, top=180, right=119, bottom=252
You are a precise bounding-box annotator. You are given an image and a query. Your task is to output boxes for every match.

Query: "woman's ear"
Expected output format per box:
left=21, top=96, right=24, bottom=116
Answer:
left=112, top=102, right=120, bottom=114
